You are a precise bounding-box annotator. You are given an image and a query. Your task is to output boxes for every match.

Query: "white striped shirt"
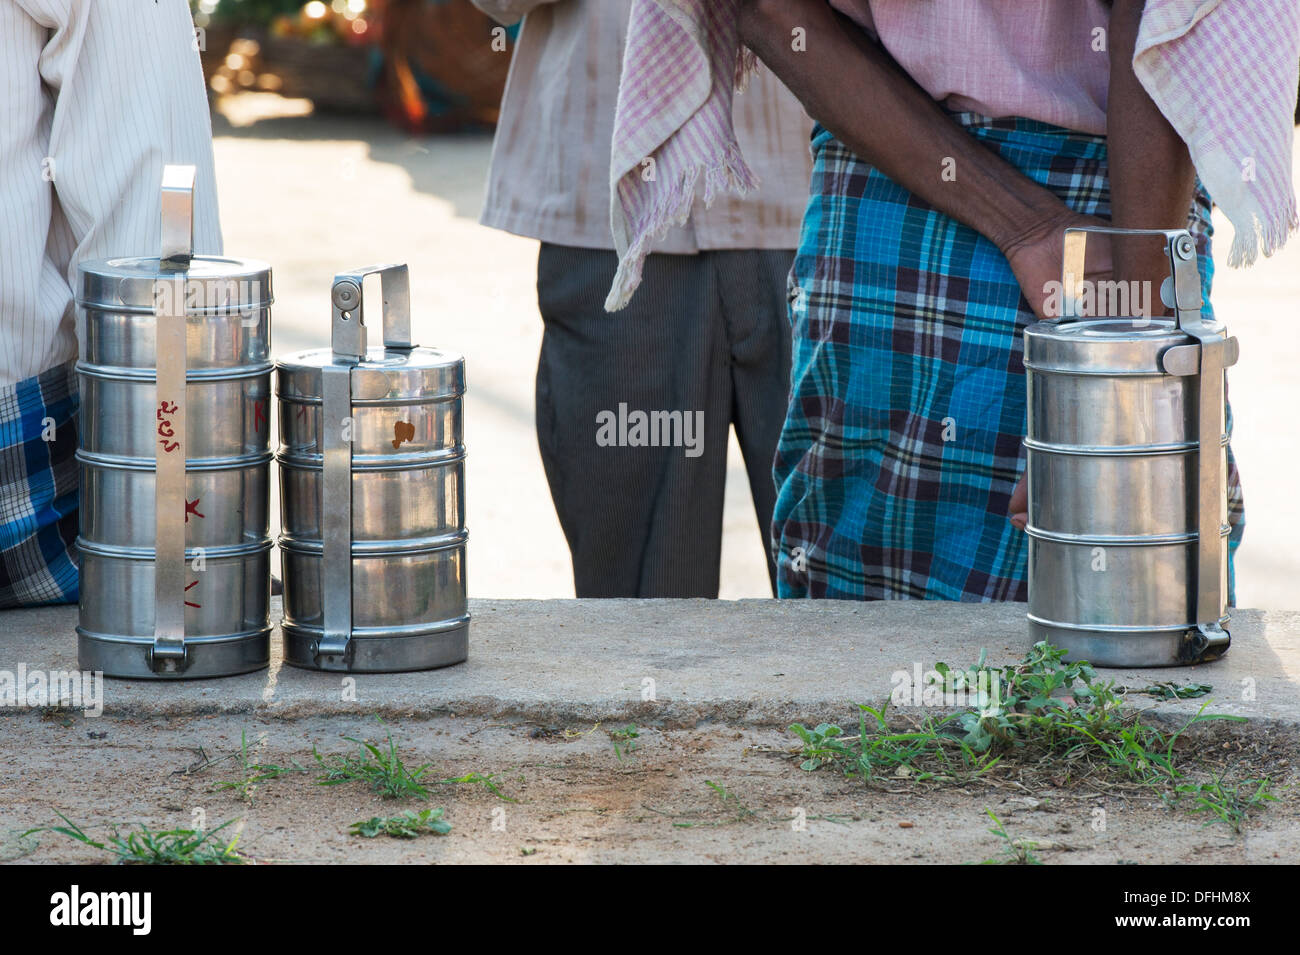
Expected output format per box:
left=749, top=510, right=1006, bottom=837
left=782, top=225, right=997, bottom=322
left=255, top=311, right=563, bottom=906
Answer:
left=474, top=0, right=813, bottom=252
left=0, top=0, right=222, bottom=386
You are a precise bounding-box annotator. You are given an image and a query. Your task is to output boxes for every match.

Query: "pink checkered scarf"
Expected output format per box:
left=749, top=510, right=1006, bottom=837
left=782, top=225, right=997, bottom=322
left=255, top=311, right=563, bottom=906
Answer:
left=606, top=0, right=1299, bottom=310
left=605, top=0, right=755, bottom=311
left=1135, top=0, right=1299, bottom=266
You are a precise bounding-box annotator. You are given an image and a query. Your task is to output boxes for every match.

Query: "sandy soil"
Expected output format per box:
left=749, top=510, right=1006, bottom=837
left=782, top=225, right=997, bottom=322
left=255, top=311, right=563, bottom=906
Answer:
left=3, top=710, right=1296, bottom=865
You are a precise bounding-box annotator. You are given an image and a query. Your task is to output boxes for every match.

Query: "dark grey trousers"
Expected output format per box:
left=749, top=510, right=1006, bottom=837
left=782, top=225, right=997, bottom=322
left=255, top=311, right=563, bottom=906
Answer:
left=535, top=243, right=794, bottom=598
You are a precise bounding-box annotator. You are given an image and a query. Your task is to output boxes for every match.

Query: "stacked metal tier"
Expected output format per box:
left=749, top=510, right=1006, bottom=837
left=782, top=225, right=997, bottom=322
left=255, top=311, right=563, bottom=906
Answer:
left=1024, top=227, right=1237, bottom=667
left=276, top=264, right=468, bottom=672
left=76, top=166, right=273, bottom=678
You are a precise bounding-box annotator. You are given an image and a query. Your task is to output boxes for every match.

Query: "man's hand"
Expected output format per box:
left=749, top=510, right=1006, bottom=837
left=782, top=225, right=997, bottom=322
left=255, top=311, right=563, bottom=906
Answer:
left=1008, top=473, right=1029, bottom=531
left=1003, top=211, right=1116, bottom=322
left=739, top=0, right=1186, bottom=535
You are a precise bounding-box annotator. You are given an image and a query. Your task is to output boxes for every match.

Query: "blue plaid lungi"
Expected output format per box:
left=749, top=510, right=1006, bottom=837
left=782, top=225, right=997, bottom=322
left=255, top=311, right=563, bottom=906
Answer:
left=773, top=114, right=1245, bottom=602
left=0, top=359, right=80, bottom=609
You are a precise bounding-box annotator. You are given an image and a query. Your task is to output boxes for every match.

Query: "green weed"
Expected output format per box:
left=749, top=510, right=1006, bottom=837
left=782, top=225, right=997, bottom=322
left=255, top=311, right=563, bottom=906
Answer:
left=314, top=719, right=430, bottom=800
left=31, top=812, right=245, bottom=865
left=1135, top=681, right=1213, bottom=701
left=215, top=730, right=307, bottom=802
left=790, top=703, right=997, bottom=783
left=438, top=771, right=516, bottom=802
left=704, top=780, right=757, bottom=821
left=976, top=809, right=1042, bottom=865
left=350, top=808, right=451, bottom=839
left=790, top=641, right=1262, bottom=833
left=1173, top=776, right=1277, bottom=834
left=609, top=724, right=639, bottom=762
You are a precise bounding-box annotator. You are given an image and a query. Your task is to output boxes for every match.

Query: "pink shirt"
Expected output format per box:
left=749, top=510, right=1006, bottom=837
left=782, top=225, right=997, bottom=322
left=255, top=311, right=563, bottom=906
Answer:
left=830, top=0, right=1112, bottom=136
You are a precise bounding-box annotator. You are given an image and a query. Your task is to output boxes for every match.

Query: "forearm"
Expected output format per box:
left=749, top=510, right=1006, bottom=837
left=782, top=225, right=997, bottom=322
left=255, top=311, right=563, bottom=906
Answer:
left=1107, top=0, right=1197, bottom=290
left=738, top=0, right=1069, bottom=253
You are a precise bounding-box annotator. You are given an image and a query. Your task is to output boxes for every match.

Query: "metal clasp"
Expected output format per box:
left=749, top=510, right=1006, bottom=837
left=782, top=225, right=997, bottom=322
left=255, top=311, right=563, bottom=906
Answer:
left=1060, top=226, right=1203, bottom=320
left=149, top=640, right=189, bottom=674
left=318, top=264, right=414, bottom=668
left=330, top=263, right=414, bottom=363
left=1180, top=623, right=1231, bottom=665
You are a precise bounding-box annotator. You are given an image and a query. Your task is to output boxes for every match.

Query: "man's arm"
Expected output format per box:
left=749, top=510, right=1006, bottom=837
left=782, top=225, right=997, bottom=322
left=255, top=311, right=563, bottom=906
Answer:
left=1107, top=0, right=1198, bottom=298
left=738, top=0, right=1105, bottom=317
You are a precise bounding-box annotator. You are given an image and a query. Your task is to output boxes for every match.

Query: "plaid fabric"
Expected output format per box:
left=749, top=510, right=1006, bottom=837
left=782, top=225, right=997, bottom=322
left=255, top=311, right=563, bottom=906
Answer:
left=773, top=113, right=1245, bottom=602
left=0, top=359, right=79, bottom=609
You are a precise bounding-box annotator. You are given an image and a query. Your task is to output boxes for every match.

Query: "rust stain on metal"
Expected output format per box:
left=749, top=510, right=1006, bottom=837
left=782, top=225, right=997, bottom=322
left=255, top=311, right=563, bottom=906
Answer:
left=392, top=420, right=416, bottom=449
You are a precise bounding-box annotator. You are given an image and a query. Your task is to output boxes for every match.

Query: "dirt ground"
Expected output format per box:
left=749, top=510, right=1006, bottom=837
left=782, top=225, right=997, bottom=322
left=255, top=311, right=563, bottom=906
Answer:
left=2, top=710, right=1296, bottom=865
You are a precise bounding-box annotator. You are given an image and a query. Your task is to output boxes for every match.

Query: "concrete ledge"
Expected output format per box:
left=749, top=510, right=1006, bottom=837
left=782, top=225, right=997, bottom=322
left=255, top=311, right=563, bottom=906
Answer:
left=2, top=599, right=1298, bottom=728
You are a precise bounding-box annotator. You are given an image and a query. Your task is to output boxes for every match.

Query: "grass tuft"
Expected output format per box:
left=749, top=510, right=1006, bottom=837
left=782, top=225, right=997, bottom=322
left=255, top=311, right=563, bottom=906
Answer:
left=790, top=641, right=1269, bottom=833
left=31, top=812, right=246, bottom=865
left=215, top=730, right=308, bottom=802
left=314, top=718, right=430, bottom=800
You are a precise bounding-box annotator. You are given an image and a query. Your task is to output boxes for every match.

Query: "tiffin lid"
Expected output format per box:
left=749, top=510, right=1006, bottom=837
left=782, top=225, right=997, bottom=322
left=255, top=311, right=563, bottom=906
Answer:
left=277, top=344, right=466, bottom=404
left=76, top=165, right=272, bottom=314
left=275, top=264, right=465, bottom=403
left=1023, top=318, right=1195, bottom=376
left=78, top=254, right=273, bottom=314
left=1023, top=226, right=1231, bottom=377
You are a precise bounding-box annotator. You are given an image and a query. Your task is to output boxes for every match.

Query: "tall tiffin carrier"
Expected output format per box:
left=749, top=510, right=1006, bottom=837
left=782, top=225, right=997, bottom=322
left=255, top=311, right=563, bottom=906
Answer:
left=1023, top=227, right=1238, bottom=667
left=276, top=264, right=469, bottom=672
left=76, top=166, right=274, bottom=678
